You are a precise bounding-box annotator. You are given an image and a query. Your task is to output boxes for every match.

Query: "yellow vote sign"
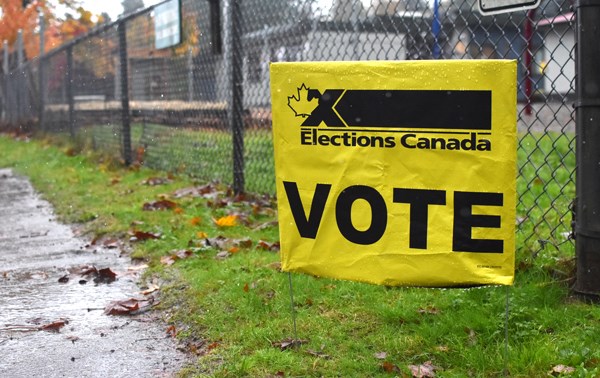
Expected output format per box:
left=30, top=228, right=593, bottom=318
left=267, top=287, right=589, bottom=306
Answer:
left=270, top=60, right=516, bottom=287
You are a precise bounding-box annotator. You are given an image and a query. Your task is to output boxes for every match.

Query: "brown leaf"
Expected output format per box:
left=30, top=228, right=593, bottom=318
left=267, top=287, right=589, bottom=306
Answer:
left=130, top=230, right=161, bottom=242
left=160, top=250, right=193, bottom=266
left=207, top=341, right=219, bottom=351
left=166, top=325, right=177, bottom=338
left=408, top=361, right=438, bottom=378
left=142, top=199, right=178, bottom=211
left=58, top=275, right=70, bottom=283
left=271, top=338, right=308, bottom=351
left=102, top=238, right=120, bottom=249
left=243, top=283, right=249, bottom=292
left=104, top=298, right=152, bottom=316
left=172, top=184, right=221, bottom=198
left=189, top=216, right=202, bottom=226
left=93, top=268, right=117, bottom=284
left=382, top=361, right=401, bottom=373
left=257, top=240, right=280, bottom=252
left=40, top=320, right=68, bottom=332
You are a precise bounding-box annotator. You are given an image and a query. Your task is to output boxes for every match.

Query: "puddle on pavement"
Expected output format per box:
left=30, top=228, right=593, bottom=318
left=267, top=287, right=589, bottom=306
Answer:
left=0, top=169, right=187, bottom=377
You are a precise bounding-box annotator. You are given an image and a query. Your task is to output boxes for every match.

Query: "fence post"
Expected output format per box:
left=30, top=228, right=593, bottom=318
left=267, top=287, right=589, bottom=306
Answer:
left=575, top=0, right=600, bottom=296
left=3, top=40, right=8, bottom=121
left=229, top=0, right=244, bottom=194
left=66, top=46, right=75, bottom=138
left=16, top=30, right=23, bottom=121
left=118, top=21, right=132, bottom=166
left=38, top=9, right=45, bottom=131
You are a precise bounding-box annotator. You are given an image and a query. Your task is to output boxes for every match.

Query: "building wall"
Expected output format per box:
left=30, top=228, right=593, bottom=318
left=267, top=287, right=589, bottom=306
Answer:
left=541, top=25, right=574, bottom=96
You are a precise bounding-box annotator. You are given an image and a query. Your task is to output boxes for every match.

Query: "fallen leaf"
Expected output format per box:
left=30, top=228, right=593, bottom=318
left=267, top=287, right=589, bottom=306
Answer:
left=382, top=361, right=400, bottom=373
left=142, top=199, right=178, bottom=211
left=229, top=246, right=240, bottom=254
left=196, top=231, right=208, bottom=238
left=189, top=216, right=202, bottom=226
left=166, top=325, right=177, bottom=338
left=130, top=230, right=161, bottom=242
left=160, top=249, right=194, bottom=266
left=104, top=298, right=153, bottom=316
left=408, top=361, right=438, bottom=378
left=243, top=283, right=249, bottom=292
left=213, top=214, right=238, bottom=227
left=174, top=207, right=184, bottom=214
left=140, top=284, right=160, bottom=295
left=374, top=352, right=388, bottom=360
left=58, top=275, right=70, bottom=283
left=550, top=365, right=576, bottom=375
left=207, top=341, right=219, bottom=351
left=40, top=320, right=68, bottom=332
left=100, top=237, right=120, bottom=249
left=257, top=240, right=280, bottom=252
left=172, top=184, right=221, bottom=198
left=93, top=268, right=117, bottom=284
left=272, top=338, right=308, bottom=351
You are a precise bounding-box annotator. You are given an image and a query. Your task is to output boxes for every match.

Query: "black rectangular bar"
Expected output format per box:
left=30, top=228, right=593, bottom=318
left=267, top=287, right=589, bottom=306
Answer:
left=335, top=90, right=491, bottom=130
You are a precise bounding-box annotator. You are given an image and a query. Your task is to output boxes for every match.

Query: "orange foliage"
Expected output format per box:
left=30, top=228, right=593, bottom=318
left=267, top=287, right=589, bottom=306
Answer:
left=0, top=0, right=104, bottom=60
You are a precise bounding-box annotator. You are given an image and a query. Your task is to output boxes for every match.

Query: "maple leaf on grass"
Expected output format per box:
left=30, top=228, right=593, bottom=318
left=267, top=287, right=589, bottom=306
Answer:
left=408, top=361, right=438, bottom=378
left=213, top=214, right=238, bottom=227
left=129, top=230, right=162, bottom=242
left=142, top=199, right=178, bottom=211
left=160, top=249, right=194, bottom=266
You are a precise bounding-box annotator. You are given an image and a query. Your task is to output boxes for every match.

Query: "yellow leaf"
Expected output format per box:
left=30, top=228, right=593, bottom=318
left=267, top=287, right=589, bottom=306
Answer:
left=213, top=215, right=238, bottom=227
left=196, top=231, right=208, bottom=238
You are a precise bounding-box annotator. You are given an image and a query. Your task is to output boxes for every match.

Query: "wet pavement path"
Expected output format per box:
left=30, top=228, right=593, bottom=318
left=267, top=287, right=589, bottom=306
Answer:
left=0, top=169, right=187, bottom=377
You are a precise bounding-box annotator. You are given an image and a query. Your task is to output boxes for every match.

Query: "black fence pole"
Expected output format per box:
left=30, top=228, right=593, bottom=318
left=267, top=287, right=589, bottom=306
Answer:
left=230, top=0, right=245, bottom=194
left=66, top=46, right=75, bottom=138
left=574, top=0, right=600, bottom=296
left=118, top=21, right=132, bottom=166
left=38, top=11, right=45, bottom=131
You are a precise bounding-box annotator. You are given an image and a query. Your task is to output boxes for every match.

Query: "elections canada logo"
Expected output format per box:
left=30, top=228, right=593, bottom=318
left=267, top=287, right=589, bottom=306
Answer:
left=287, top=83, right=493, bottom=151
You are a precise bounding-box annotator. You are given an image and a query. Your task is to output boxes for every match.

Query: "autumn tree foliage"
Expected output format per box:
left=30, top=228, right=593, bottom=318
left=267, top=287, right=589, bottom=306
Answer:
left=0, top=0, right=104, bottom=60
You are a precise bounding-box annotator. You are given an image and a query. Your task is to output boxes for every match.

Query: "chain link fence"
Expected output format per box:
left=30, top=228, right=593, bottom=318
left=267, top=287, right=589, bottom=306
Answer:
left=1, top=0, right=576, bottom=257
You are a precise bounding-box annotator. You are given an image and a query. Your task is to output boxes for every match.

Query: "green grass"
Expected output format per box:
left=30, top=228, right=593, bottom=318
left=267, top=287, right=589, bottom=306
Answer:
left=0, top=133, right=595, bottom=377
left=81, top=123, right=276, bottom=194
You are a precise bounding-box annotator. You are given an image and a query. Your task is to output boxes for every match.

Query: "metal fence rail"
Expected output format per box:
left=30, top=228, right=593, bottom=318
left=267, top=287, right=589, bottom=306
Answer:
left=1, top=0, right=577, bottom=259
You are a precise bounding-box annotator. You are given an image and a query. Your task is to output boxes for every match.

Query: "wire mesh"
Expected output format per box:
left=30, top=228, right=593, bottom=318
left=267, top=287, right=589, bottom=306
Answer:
left=1, top=0, right=576, bottom=257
